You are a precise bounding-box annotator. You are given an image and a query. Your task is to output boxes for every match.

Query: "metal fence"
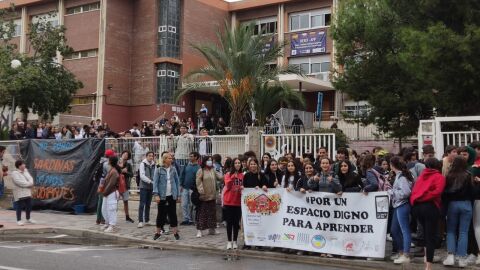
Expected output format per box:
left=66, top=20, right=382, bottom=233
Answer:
left=261, top=133, right=336, bottom=160
left=273, top=108, right=315, bottom=129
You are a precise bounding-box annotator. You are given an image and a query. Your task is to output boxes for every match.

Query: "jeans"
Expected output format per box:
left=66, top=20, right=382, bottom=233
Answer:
left=101, top=192, right=118, bottom=226
left=391, top=203, right=411, bottom=254
left=138, top=188, right=153, bottom=223
left=16, top=197, right=32, bottom=221
left=181, top=188, right=193, bottom=222
left=96, top=195, right=104, bottom=222
left=412, top=202, right=440, bottom=263
left=446, top=200, right=473, bottom=256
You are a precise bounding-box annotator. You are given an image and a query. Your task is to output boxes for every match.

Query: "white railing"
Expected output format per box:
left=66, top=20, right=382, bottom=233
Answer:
left=261, top=133, right=336, bottom=160
left=443, top=131, right=480, bottom=148
left=316, top=120, right=387, bottom=140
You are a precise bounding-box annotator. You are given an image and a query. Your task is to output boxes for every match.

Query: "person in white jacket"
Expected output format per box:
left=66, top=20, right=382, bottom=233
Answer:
left=11, top=160, right=35, bottom=226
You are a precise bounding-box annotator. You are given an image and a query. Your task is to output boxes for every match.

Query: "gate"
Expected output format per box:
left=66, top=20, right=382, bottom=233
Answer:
left=418, top=116, right=480, bottom=159
left=261, top=133, right=336, bottom=160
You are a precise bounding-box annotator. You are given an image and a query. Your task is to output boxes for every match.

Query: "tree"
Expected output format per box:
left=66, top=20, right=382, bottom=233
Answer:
left=176, top=22, right=301, bottom=133
left=0, top=8, right=82, bottom=128
left=332, top=0, right=434, bottom=144
left=332, top=0, right=480, bottom=142
left=253, top=82, right=305, bottom=126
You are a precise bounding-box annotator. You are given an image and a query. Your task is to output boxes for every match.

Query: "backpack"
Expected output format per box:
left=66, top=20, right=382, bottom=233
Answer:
left=118, top=173, right=127, bottom=194
left=371, top=168, right=392, bottom=191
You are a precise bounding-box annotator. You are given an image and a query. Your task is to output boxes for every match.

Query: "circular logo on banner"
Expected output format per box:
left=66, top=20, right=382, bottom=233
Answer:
left=311, top=235, right=326, bottom=249
left=264, top=136, right=276, bottom=150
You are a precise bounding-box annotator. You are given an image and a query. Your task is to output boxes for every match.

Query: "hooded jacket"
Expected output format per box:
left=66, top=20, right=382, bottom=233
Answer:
left=410, top=168, right=446, bottom=209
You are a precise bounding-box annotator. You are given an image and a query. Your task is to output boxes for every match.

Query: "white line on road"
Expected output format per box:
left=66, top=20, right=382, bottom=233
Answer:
left=34, top=246, right=132, bottom=254
left=0, top=266, right=33, bottom=270
left=46, top=234, right=68, bottom=239
left=0, top=244, right=45, bottom=249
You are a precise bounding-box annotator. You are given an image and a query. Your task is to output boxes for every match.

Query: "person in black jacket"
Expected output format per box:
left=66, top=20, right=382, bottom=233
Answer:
left=337, top=160, right=363, bottom=192
left=119, top=151, right=134, bottom=223
left=298, top=163, right=319, bottom=193
left=264, top=159, right=282, bottom=188
left=243, top=159, right=270, bottom=191
left=281, top=161, right=303, bottom=191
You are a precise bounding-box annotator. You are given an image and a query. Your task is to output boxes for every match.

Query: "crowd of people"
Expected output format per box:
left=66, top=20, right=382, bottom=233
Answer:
left=89, top=138, right=480, bottom=269
left=6, top=111, right=230, bottom=141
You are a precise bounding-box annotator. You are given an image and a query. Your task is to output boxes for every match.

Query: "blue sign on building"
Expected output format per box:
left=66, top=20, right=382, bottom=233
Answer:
left=291, top=31, right=327, bottom=56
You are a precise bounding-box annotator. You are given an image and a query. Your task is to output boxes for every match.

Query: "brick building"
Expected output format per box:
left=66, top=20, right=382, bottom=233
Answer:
left=1, top=0, right=344, bottom=132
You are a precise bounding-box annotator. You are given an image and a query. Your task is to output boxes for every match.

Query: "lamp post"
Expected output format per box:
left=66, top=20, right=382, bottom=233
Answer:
left=9, top=59, right=22, bottom=127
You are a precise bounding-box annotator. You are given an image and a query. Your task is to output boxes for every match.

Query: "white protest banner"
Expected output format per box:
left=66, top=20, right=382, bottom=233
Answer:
left=241, top=188, right=389, bottom=258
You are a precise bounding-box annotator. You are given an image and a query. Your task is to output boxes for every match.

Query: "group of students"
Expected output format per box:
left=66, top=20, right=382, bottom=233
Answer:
left=93, top=141, right=480, bottom=270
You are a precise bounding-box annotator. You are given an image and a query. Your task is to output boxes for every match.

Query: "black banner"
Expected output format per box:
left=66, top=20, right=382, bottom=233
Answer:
left=19, top=139, right=105, bottom=212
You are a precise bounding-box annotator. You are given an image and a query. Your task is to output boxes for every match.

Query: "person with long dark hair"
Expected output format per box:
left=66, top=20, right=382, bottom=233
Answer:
left=337, top=160, right=363, bottom=192
left=223, top=158, right=244, bottom=250
left=119, top=151, right=134, bottom=223
left=243, top=158, right=270, bottom=190
left=281, top=161, right=302, bottom=191
left=410, top=158, right=445, bottom=270
left=101, top=156, right=121, bottom=233
left=360, top=154, right=380, bottom=193
left=264, top=159, right=282, bottom=188
left=388, top=156, right=414, bottom=264
left=443, top=156, right=474, bottom=267
left=298, top=163, right=318, bottom=193
left=196, top=156, right=223, bottom=238
left=260, top=153, right=271, bottom=173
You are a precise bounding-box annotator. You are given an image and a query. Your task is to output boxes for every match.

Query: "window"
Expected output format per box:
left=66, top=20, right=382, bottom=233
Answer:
left=64, top=49, right=98, bottom=60
left=71, top=96, right=95, bottom=105
left=1, top=19, right=21, bottom=38
left=158, top=0, right=181, bottom=58
left=66, top=2, right=100, bottom=15
left=289, top=55, right=331, bottom=79
left=157, top=63, right=180, bottom=104
left=289, top=8, right=331, bottom=31
left=32, top=12, right=59, bottom=28
left=252, top=17, right=277, bottom=35
left=13, top=19, right=21, bottom=37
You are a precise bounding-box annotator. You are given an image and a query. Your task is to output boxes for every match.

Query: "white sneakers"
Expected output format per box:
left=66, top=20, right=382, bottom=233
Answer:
left=196, top=230, right=202, bottom=238
left=26, top=219, right=36, bottom=224
left=232, top=242, right=238, bottom=250
left=458, top=257, right=469, bottom=268
left=393, top=255, right=410, bottom=264
left=443, top=254, right=455, bottom=266
left=226, top=242, right=232, bottom=250
left=17, top=221, right=24, bottom=226
left=104, top=226, right=115, bottom=233
left=137, top=222, right=144, bottom=228
left=145, top=221, right=154, bottom=226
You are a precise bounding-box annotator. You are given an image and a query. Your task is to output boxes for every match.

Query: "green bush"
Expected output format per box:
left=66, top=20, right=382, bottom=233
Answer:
left=312, top=128, right=349, bottom=148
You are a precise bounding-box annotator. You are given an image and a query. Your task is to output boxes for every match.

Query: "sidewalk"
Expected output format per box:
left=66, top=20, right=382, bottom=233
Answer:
left=0, top=200, right=472, bottom=270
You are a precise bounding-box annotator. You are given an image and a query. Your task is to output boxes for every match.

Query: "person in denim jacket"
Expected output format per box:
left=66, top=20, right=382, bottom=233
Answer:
left=153, top=152, right=180, bottom=240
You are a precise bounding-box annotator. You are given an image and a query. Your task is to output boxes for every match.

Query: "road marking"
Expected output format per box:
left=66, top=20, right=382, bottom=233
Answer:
left=46, top=234, right=68, bottom=239
left=0, top=244, right=45, bottom=249
left=34, top=246, right=131, bottom=254
left=0, top=266, right=33, bottom=270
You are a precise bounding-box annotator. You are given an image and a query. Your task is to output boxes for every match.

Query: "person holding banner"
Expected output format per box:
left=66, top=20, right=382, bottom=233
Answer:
left=410, top=158, right=445, bottom=270
left=223, top=158, right=244, bottom=250
left=243, top=159, right=270, bottom=190
left=388, top=156, right=414, bottom=264
left=281, top=161, right=302, bottom=191
left=264, top=160, right=282, bottom=188
left=337, top=161, right=363, bottom=192
left=196, top=156, right=223, bottom=238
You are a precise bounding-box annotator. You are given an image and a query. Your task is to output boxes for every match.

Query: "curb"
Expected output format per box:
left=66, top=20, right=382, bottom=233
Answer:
left=0, top=227, right=425, bottom=270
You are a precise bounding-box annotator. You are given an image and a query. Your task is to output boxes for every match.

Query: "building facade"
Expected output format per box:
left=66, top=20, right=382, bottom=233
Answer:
left=1, top=0, right=345, bottom=131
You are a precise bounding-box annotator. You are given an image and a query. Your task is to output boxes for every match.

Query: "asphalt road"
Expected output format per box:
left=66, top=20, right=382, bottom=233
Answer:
left=0, top=242, right=346, bottom=270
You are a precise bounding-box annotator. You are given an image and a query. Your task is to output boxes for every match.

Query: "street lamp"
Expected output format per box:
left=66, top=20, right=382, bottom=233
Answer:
left=9, top=59, right=21, bottom=127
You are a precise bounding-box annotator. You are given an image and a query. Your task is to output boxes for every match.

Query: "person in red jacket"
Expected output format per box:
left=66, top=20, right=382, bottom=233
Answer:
left=410, top=158, right=446, bottom=270
left=223, top=158, right=244, bottom=250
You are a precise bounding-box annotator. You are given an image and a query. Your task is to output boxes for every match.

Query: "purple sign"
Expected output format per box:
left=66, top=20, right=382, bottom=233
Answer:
left=291, top=31, right=327, bottom=56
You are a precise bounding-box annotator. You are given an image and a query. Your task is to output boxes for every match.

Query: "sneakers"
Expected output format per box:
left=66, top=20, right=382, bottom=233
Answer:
left=101, top=224, right=109, bottom=230
left=232, top=242, right=238, bottom=250
left=227, top=242, right=232, bottom=250
left=443, top=254, right=455, bottom=266
left=390, top=253, right=400, bottom=261
left=17, top=220, right=24, bottom=226
left=145, top=221, right=154, bottom=226
left=104, top=226, right=115, bottom=233
left=466, top=254, right=477, bottom=265
left=26, top=219, right=37, bottom=224
left=393, top=255, right=410, bottom=264
left=386, top=234, right=393, bottom=242
left=153, top=232, right=163, bottom=240
left=174, top=233, right=180, bottom=240
left=126, top=217, right=135, bottom=223
left=458, top=257, right=469, bottom=268
left=196, top=230, right=202, bottom=238
left=208, top=229, right=218, bottom=235
left=137, top=222, right=144, bottom=228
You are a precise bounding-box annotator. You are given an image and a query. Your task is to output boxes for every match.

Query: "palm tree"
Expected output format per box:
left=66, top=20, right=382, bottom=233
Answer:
left=176, top=21, right=301, bottom=134
left=253, top=82, right=305, bottom=126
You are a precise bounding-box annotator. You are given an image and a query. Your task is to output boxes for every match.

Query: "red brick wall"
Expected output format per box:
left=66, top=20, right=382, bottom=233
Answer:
left=64, top=7, right=100, bottom=52
left=235, top=5, right=277, bottom=22
left=63, top=57, right=98, bottom=96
